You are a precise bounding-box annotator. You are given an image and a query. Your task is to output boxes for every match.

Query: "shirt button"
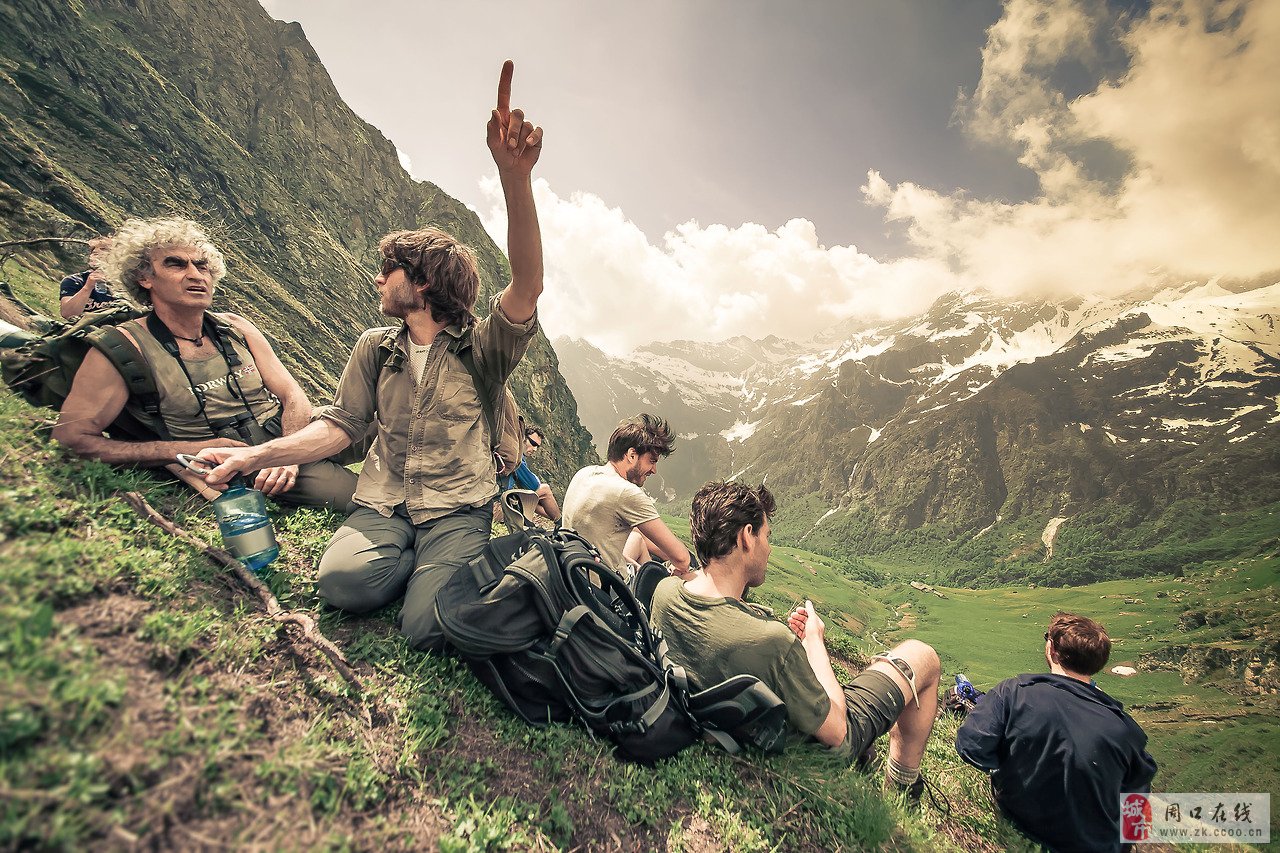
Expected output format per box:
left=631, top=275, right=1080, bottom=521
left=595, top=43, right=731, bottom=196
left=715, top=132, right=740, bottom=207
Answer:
left=409, top=478, right=416, bottom=484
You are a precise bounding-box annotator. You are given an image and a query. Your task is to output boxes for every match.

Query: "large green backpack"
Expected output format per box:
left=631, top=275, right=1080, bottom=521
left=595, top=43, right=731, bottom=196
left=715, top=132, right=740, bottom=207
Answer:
left=0, top=303, right=171, bottom=441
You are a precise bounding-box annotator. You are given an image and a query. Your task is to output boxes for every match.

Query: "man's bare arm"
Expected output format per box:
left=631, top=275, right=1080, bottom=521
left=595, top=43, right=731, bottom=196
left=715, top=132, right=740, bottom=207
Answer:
left=59, top=272, right=103, bottom=319
left=223, top=313, right=310, bottom=495
left=195, top=419, right=352, bottom=485
left=51, top=348, right=242, bottom=465
left=634, top=518, right=692, bottom=573
left=487, top=60, right=544, bottom=325
left=789, top=601, right=849, bottom=748
left=225, top=314, right=312, bottom=435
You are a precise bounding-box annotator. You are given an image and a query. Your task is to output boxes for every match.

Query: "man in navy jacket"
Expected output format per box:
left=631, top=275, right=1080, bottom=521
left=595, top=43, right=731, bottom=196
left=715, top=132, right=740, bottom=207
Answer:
left=956, top=613, right=1157, bottom=853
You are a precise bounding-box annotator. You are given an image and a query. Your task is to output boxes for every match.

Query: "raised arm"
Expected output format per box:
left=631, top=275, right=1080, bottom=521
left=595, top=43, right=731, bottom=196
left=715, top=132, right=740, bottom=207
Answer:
left=60, top=271, right=103, bottom=319
left=486, top=60, right=544, bottom=325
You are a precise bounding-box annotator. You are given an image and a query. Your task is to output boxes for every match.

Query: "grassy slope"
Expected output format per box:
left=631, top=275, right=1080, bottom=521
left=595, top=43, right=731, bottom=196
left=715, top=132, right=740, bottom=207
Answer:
left=873, top=565, right=1280, bottom=833
left=2, top=391, right=1054, bottom=852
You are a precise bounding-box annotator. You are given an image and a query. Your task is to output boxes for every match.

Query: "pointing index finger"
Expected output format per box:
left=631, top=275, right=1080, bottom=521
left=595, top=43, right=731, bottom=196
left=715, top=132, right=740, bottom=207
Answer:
left=497, top=59, right=513, bottom=116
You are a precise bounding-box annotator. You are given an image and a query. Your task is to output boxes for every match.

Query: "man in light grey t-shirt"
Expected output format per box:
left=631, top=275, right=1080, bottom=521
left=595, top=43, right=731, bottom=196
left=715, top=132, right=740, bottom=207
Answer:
left=561, top=413, right=692, bottom=576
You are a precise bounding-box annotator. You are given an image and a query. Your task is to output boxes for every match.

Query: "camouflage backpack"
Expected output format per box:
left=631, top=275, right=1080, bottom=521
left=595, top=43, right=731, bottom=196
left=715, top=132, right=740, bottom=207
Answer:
left=0, top=302, right=169, bottom=440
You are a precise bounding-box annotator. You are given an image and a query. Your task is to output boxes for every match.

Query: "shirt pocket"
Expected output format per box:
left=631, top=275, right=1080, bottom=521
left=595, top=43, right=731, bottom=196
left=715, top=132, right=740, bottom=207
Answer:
left=434, top=363, right=482, bottom=423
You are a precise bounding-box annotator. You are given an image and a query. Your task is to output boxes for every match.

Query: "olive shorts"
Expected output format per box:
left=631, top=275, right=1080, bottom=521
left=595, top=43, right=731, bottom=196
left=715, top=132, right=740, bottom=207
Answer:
left=839, top=669, right=906, bottom=759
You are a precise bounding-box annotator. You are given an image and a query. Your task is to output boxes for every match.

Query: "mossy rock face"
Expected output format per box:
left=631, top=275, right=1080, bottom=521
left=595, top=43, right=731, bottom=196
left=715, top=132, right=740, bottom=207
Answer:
left=0, top=0, right=594, bottom=491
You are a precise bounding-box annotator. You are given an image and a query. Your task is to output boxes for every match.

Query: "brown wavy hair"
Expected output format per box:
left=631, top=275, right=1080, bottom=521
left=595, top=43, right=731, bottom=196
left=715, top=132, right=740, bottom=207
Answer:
left=607, top=414, right=675, bottom=462
left=690, top=481, right=776, bottom=564
left=379, top=228, right=481, bottom=327
left=1047, top=612, right=1111, bottom=675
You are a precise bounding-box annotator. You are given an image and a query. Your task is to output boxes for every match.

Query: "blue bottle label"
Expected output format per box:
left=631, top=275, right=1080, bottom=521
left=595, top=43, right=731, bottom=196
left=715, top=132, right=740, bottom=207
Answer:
left=221, top=512, right=278, bottom=560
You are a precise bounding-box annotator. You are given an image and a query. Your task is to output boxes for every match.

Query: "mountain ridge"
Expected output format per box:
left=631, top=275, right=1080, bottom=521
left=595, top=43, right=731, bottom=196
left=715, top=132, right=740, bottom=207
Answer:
left=556, top=283, right=1280, bottom=552
left=0, top=0, right=595, bottom=489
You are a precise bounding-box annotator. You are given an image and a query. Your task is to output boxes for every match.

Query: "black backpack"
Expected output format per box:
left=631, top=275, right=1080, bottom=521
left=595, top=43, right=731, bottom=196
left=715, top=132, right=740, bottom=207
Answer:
left=434, top=502, right=788, bottom=764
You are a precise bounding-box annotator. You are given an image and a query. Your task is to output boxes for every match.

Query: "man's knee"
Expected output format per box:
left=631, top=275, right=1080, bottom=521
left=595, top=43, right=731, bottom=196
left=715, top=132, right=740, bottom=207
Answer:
left=317, top=533, right=414, bottom=613
left=888, top=639, right=941, bottom=686
left=282, top=461, right=356, bottom=512
left=398, top=560, right=464, bottom=653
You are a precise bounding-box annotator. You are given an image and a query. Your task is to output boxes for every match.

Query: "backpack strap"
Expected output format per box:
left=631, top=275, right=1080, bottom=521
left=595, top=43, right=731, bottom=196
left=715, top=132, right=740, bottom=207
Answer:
left=446, top=327, right=504, bottom=467
left=374, top=326, right=402, bottom=376
left=84, top=325, right=171, bottom=441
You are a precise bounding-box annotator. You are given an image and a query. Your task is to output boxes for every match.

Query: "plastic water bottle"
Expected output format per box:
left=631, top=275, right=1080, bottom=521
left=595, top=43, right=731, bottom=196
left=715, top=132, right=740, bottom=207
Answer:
left=213, top=475, right=279, bottom=574
left=955, top=673, right=978, bottom=701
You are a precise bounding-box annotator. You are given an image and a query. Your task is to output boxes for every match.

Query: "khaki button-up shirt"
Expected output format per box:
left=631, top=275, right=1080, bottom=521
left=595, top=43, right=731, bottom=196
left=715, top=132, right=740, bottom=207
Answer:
left=315, top=294, right=537, bottom=524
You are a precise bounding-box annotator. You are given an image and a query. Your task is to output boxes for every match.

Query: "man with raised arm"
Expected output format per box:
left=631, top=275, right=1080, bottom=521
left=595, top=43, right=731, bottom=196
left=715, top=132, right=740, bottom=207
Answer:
left=197, top=61, right=545, bottom=651
left=51, top=217, right=355, bottom=510
left=649, top=481, right=944, bottom=806
left=560, top=414, right=691, bottom=577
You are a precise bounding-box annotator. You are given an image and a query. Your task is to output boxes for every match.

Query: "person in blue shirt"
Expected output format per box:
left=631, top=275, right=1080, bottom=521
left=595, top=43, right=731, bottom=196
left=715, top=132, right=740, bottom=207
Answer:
left=60, top=236, right=121, bottom=319
left=956, top=613, right=1157, bottom=853
left=503, top=425, right=560, bottom=522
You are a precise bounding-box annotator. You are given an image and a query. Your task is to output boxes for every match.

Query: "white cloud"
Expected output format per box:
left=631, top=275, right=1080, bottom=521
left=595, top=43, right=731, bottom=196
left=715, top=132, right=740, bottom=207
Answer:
left=396, top=147, right=414, bottom=179
left=871, top=0, right=1280, bottom=297
left=480, top=176, right=959, bottom=355
left=484, top=0, right=1280, bottom=354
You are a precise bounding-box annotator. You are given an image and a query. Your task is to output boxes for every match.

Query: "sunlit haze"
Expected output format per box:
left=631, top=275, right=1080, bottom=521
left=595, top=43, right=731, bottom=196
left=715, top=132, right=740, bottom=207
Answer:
left=259, top=0, right=1280, bottom=355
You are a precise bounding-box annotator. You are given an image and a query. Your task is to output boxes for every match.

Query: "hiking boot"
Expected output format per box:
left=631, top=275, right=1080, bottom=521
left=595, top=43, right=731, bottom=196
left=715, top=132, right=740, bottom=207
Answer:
left=855, top=742, right=880, bottom=774
left=897, top=774, right=951, bottom=815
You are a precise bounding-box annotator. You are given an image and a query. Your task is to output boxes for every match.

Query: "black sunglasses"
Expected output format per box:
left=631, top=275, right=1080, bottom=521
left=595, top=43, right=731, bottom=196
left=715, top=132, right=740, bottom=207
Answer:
left=380, top=257, right=410, bottom=278
left=527, top=437, right=542, bottom=449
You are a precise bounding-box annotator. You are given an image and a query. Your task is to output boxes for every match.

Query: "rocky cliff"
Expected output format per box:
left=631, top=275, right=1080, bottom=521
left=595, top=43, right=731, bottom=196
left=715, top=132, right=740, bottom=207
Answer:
left=0, top=0, right=595, bottom=488
left=558, top=284, right=1280, bottom=564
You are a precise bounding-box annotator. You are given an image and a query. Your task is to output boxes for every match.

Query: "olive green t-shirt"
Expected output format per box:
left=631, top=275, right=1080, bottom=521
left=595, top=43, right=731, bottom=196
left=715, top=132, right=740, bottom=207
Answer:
left=649, top=577, right=829, bottom=742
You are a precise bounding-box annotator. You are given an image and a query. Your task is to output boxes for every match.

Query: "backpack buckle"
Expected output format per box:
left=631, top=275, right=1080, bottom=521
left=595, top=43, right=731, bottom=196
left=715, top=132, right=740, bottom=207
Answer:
left=608, top=719, right=646, bottom=736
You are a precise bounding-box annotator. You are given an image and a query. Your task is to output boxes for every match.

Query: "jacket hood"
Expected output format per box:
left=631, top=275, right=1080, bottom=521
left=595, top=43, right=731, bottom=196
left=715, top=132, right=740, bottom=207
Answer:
left=1015, top=672, right=1127, bottom=714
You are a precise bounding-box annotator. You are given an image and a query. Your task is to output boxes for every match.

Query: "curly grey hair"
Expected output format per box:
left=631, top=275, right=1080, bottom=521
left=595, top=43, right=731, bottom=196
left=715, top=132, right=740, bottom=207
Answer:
left=101, top=217, right=226, bottom=305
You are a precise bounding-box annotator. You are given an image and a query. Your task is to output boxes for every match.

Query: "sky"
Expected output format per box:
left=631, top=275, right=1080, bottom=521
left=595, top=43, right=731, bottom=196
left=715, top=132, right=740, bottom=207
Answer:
left=259, top=0, right=1280, bottom=355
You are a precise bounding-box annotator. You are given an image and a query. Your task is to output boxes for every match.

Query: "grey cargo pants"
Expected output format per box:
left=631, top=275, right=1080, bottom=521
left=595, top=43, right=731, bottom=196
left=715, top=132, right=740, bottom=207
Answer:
left=275, top=459, right=357, bottom=513
left=316, top=502, right=492, bottom=651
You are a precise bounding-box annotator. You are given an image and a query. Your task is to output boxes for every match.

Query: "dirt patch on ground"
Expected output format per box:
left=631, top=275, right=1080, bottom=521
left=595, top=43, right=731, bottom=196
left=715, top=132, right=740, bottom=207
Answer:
left=443, top=712, right=667, bottom=851
left=46, top=586, right=453, bottom=850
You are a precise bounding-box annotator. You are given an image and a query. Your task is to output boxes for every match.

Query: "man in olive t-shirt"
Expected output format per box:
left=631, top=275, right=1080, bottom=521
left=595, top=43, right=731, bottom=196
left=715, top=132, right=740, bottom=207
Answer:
left=650, top=481, right=945, bottom=806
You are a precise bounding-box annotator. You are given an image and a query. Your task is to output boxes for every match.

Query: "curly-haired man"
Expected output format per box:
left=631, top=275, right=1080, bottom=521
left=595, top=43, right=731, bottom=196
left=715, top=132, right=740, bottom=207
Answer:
left=52, top=217, right=355, bottom=510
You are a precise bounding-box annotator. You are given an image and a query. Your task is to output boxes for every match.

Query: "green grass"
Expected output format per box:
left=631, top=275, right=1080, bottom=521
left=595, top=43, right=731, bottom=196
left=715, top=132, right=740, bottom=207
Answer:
left=871, top=561, right=1280, bottom=831
left=3, top=392, right=1275, bottom=849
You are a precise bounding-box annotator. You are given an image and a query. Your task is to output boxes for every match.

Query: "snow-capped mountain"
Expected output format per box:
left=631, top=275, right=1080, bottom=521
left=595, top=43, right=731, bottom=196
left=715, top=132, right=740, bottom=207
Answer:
left=554, top=282, right=1280, bottom=535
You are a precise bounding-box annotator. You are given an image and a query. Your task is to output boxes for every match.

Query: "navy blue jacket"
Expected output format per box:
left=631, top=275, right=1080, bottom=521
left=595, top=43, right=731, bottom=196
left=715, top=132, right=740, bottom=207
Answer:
left=59, top=271, right=115, bottom=310
left=956, top=673, right=1157, bottom=853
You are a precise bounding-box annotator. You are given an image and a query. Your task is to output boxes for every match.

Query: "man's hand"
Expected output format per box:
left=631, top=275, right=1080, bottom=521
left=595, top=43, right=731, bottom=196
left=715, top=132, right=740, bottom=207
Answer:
left=194, top=445, right=264, bottom=486
left=788, top=600, right=826, bottom=644
left=486, top=60, right=543, bottom=176
left=254, top=464, right=299, bottom=497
